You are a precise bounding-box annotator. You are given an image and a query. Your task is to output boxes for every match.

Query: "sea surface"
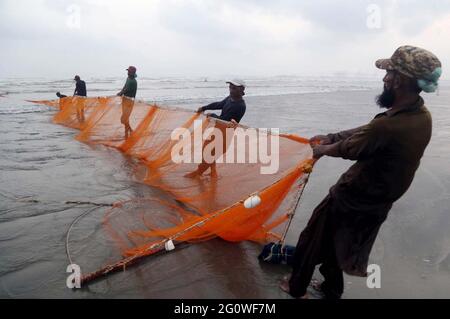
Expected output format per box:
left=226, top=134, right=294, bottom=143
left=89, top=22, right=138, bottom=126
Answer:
left=0, top=76, right=449, bottom=298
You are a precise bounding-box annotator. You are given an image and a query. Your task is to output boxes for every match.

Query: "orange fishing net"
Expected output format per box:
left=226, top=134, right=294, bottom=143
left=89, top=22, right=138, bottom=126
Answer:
left=31, top=96, right=313, bottom=283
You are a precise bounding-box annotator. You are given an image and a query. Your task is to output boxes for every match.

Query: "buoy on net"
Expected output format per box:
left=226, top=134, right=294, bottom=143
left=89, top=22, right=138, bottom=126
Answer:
left=165, top=239, right=175, bottom=251
left=244, top=194, right=262, bottom=209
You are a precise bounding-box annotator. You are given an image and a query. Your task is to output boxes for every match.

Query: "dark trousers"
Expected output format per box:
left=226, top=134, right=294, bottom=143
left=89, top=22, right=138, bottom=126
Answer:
left=318, top=246, right=344, bottom=299
left=289, top=195, right=344, bottom=299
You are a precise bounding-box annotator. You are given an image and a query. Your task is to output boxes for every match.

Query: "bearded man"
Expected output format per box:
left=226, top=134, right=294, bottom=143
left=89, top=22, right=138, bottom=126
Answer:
left=281, top=46, right=442, bottom=299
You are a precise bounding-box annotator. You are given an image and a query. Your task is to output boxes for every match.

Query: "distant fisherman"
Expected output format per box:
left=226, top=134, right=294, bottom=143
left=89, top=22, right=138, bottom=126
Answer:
left=281, top=46, right=442, bottom=299
left=117, top=66, right=138, bottom=139
left=74, top=75, right=87, bottom=97
left=55, top=92, right=68, bottom=111
left=74, top=75, right=87, bottom=123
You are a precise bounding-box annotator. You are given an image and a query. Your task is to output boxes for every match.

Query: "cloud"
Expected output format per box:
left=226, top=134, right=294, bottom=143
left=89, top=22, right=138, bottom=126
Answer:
left=0, top=0, right=449, bottom=78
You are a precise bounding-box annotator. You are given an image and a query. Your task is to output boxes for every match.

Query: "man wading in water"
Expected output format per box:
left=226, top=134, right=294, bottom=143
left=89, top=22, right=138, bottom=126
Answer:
left=117, top=66, right=138, bottom=139
left=185, top=79, right=246, bottom=178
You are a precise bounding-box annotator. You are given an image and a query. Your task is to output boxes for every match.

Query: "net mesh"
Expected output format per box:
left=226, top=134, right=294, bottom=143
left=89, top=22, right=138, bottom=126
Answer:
left=31, top=96, right=313, bottom=279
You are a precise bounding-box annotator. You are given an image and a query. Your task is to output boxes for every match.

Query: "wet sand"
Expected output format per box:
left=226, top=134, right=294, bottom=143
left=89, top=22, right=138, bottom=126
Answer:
left=0, top=87, right=449, bottom=298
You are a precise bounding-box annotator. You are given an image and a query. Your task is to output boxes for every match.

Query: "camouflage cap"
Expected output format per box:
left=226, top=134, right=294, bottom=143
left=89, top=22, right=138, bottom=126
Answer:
left=376, top=45, right=441, bottom=80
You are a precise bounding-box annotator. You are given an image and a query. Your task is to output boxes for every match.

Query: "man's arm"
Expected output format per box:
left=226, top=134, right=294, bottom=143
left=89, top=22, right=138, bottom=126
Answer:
left=197, top=97, right=228, bottom=112
left=310, top=125, right=367, bottom=145
left=117, top=79, right=128, bottom=96
left=311, top=142, right=342, bottom=159
left=312, top=121, right=386, bottom=160
left=326, top=125, right=367, bottom=144
left=117, top=85, right=125, bottom=96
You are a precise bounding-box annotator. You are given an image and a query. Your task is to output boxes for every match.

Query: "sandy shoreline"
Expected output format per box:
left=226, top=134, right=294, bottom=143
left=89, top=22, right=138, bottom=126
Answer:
left=0, top=87, right=449, bottom=298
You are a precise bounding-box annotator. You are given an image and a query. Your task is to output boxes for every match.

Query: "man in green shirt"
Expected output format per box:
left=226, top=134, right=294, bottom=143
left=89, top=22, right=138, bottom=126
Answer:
left=281, top=46, right=442, bottom=299
left=117, top=66, right=138, bottom=138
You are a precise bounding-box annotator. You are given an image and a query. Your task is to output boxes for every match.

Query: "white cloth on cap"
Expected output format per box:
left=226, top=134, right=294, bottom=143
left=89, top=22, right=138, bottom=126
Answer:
left=226, top=79, right=246, bottom=87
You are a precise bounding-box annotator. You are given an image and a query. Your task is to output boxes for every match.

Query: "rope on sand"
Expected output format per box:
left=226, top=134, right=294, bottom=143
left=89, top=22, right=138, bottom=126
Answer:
left=65, top=206, right=102, bottom=265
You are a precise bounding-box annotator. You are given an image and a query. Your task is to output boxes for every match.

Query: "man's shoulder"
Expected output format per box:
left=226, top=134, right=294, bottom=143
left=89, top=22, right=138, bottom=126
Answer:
left=414, top=104, right=433, bottom=130
left=372, top=104, right=432, bottom=136
left=232, top=98, right=246, bottom=107
left=420, top=104, right=432, bottom=118
left=364, top=116, right=389, bottom=135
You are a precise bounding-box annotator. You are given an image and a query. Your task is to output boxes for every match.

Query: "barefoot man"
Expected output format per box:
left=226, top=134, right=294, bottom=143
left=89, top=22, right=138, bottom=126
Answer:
left=281, top=46, right=442, bottom=299
left=117, top=66, right=138, bottom=139
left=185, top=79, right=246, bottom=178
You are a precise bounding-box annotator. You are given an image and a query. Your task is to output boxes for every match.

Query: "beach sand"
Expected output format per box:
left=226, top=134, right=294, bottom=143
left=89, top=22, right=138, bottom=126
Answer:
left=0, top=86, right=449, bottom=298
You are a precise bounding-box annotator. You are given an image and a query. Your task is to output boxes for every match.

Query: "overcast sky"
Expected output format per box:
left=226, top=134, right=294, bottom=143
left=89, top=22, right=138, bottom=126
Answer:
left=1, top=0, right=449, bottom=79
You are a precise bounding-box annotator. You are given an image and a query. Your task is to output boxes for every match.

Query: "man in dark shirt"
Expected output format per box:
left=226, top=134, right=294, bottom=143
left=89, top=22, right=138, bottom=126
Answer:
left=185, top=80, right=247, bottom=178
left=197, top=79, right=247, bottom=123
left=74, top=75, right=87, bottom=97
left=280, top=46, right=442, bottom=299
left=73, top=75, right=87, bottom=123
left=117, top=66, right=138, bottom=138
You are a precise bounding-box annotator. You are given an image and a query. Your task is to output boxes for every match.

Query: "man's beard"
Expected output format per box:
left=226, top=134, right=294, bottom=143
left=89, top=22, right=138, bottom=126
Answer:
left=376, top=87, right=396, bottom=109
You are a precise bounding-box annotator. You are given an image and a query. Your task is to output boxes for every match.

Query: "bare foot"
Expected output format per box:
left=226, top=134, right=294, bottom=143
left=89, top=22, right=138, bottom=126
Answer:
left=310, top=278, right=323, bottom=292
left=279, top=277, right=308, bottom=299
left=184, top=171, right=200, bottom=178
left=279, top=278, right=290, bottom=294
